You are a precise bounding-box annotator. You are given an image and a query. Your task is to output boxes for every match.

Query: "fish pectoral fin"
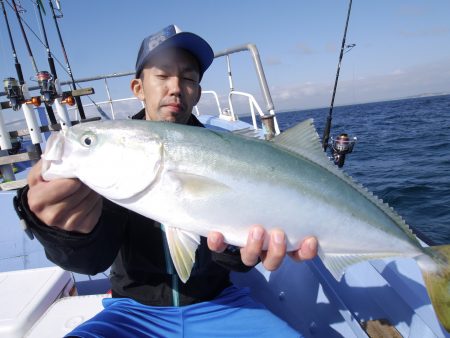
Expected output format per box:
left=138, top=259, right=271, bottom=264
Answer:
left=169, top=171, right=231, bottom=198
left=165, top=225, right=201, bottom=283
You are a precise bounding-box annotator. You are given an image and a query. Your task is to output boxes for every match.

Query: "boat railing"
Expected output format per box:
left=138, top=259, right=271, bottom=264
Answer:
left=196, top=89, right=275, bottom=130
left=214, top=43, right=280, bottom=134
left=62, top=72, right=141, bottom=121
left=195, top=90, right=266, bottom=128
left=69, top=87, right=264, bottom=127
left=1, top=42, right=281, bottom=186
left=67, top=96, right=143, bottom=121
left=65, top=44, right=281, bottom=134
left=194, top=90, right=228, bottom=118
left=228, top=90, right=280, bottom=133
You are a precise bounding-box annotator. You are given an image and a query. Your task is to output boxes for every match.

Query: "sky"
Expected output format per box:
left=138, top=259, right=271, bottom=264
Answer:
left=0, top=0, right=449, bottom=115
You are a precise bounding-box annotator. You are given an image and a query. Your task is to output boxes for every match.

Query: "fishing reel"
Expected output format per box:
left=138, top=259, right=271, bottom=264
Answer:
left=36, top=71, right=57, bottom=105
left=3, top=77, right=24, bottom=111
left=3, top=77, right=42, bottom=110
left=330, top=133, right=356, bottom=168
left=7, top=137, right=21, bottom=156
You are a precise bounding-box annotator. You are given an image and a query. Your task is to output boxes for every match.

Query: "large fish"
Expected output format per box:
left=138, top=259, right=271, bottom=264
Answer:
left=41, top=119, right=450, bottom=331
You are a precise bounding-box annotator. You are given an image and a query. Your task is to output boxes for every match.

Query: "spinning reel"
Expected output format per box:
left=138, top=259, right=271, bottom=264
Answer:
left=330, top=133, right=356, bottom=168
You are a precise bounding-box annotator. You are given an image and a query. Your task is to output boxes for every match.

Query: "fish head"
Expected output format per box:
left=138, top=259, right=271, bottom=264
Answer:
left=41, top=121, right=163, bottom=200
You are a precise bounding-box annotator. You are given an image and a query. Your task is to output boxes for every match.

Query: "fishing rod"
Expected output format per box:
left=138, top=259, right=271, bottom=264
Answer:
left=0, top=9, right=14, bottom=180
left=11, top=0, right=61, bottom=127
left=32, top=0, right=78, bottom=128
left=321, top=0, right=356, bottom=167
left=49, top=0, right=86, bottom=120
left=1, top=0, right=43, bottom=157
left=1, top=0, right=25, bottom=91
left=35, top=0, right=56, bottom=77
left=10, top=0, right=37, bottom=71
left=34, top=0, right=58, bottom=124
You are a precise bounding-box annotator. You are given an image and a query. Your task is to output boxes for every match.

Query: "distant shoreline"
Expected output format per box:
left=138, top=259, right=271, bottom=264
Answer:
left=278, top=92, right=450, bottom=114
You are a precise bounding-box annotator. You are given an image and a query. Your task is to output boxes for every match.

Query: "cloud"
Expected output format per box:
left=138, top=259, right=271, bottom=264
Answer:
left=269, top=58, right=450, bottom=111
left=392, top=69, right=405, bottom=75
left=399, top=26, right=450, bottom=38
left=265, top=57, right=282, bottom=66
left=396, top=5, right=428, bottom=17
left=270, top=82, right=332, bottom=110
left=292, top=41, right=340, bottom=56
left=294, top=42, right=315, bottom=55
left=325, top=42, right=338, bottom=53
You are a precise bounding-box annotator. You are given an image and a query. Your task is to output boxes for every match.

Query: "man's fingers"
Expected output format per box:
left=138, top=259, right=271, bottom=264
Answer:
left=41, top=179, right=84, bottom=204
left=63, top=190, right=103, bottom=233
left=28, top=180, right=88, bottom=224
left=288, top=236, right=318, bottom=262
left=240, top=226, right=265, bottom=267
left=27, top=159, right=44, bottom=186
left=262, top=229, right=286, bottom=271
left=207, top=231, right=227, bottom=253
left=26, top=162, right=102, bottom=234
left=28, top=178, right=84, bottom=214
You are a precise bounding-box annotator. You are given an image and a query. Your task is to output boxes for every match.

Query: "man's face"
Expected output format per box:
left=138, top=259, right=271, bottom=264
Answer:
left=131, top=48, right=202, bottom=124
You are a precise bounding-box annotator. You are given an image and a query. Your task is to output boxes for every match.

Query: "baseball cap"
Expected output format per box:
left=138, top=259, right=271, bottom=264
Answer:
left=135, top=25, right=214, bottom=80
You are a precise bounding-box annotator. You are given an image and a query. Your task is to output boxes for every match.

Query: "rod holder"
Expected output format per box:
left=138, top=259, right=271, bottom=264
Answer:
left=261, top=115, right=276, bottom=140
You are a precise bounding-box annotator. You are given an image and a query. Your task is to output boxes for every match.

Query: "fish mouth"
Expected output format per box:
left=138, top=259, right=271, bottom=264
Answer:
left=41, top=129, right=83, bottom=181
left=41, top=132, right=67, bottom=180
left=43, top=132, right=65, bottom=161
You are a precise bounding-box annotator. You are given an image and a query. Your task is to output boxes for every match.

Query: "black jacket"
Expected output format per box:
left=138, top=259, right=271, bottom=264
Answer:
left=16, top=111, right=252, bottom=306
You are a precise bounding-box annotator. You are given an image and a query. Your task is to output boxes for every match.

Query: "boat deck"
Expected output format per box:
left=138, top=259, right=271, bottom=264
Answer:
left=1, top=185, right=448, bottom=337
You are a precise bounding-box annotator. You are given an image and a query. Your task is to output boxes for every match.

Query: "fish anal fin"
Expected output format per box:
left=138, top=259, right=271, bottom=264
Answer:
left=165, top=225, right=201, bottom=283
left=319, top=249, right=397, bottom=281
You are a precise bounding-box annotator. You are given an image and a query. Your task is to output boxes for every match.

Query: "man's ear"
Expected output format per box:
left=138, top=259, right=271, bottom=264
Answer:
left=195, top=84, right=202, bottom=105
left=131, top=78, right=145, bottom=101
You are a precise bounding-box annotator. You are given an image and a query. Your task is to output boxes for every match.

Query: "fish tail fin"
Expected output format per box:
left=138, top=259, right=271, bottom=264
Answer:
left=416, top=244, right=450, bottom=332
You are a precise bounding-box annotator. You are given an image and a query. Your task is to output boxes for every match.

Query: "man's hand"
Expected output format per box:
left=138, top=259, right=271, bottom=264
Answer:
left=27, top=160, right=102, bottom=234
left=207, top=225, right=318, bottom=271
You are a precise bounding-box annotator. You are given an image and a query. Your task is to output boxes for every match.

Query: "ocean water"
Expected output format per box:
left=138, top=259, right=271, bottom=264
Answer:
left=247, top=95, right=450, bottom=245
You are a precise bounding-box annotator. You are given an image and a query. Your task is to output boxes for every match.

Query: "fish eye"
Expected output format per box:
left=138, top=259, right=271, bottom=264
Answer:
left=80, top=133, right=96, bottom=147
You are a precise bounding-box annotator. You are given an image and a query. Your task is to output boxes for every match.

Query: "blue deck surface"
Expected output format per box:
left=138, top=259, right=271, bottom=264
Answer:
left=3, top=186, right=448, bottom=338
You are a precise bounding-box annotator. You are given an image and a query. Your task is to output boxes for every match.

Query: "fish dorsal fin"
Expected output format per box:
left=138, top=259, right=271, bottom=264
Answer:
left=274, top=118, right=417, bottom=241
left=164, top=225, right=200, bottom=283
left=273, top=118, right=327, bottom=165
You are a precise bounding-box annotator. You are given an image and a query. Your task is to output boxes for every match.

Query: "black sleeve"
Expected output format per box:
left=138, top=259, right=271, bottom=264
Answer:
left=15, top=185, right=127, bottom=275
left=211, top=246, right=256, bottom=273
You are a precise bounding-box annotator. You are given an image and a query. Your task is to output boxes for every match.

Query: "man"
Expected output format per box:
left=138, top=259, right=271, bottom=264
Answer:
left=17, top=25, right=317, bottom=337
